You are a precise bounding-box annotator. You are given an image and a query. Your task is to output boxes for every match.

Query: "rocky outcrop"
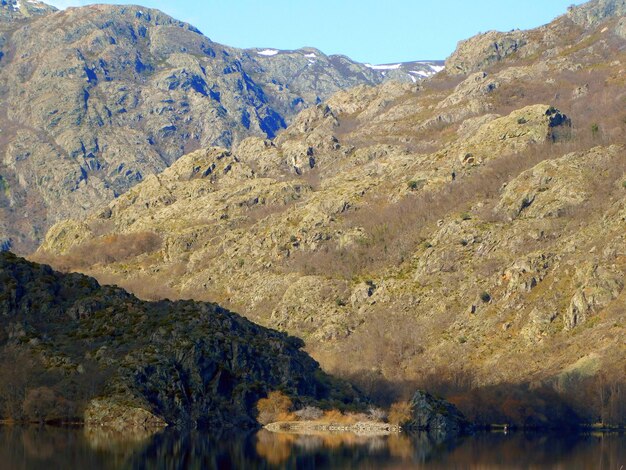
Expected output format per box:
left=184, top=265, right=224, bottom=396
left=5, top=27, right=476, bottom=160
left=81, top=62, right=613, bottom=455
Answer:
left=617, top=17, right=626, bottom=38
left=445, top=30, right=528, bottom=75
left=495, top=146, right=617, bottom=220
left=404, top=391, right=470, bottom=437
left=567, top=0, right=626, bottom=27
left=84, top=399, right=167, bottom=430
left=564, top=263, right=624, bottom=329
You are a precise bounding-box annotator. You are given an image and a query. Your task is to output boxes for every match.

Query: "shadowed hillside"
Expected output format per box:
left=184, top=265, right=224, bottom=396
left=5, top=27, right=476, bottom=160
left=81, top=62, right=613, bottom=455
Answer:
left=0, top=251, right=362, bottom=427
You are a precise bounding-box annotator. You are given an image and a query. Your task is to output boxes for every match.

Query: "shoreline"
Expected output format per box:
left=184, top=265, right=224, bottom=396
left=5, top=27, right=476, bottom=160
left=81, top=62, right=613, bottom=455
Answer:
left=264, top=420, right=401, bottom=436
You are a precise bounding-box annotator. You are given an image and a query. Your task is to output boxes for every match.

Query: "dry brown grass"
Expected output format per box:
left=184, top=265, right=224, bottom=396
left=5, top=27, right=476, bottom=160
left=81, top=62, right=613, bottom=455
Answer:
left=33, top=231, right=162, bottom=271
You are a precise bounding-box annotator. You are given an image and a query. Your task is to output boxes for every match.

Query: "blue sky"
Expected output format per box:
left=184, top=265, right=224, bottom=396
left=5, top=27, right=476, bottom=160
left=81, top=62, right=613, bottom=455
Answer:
left=47, top=0, right=587, bottom=63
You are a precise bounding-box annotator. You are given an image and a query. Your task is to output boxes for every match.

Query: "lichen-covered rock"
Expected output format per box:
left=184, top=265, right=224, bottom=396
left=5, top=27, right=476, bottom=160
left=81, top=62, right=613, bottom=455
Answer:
left=496, top=146, right=620, bottom=220
left=404, top=391, right=470, bottom=437
left=564, top=263, right=624, bottom=329
left=84, top=398, right=167, bottom=430
left=446, top=30, right=528, bottom=75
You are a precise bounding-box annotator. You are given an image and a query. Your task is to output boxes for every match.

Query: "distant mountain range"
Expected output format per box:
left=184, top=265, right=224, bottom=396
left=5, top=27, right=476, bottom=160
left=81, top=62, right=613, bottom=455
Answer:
left=0, top=0, right=443, bottom=253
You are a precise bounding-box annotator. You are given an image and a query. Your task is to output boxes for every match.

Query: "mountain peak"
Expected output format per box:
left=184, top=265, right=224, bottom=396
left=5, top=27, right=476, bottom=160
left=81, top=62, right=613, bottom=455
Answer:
left=0, top=0, right=56, bottom=20
left=567, top=0, right=626, bottom=26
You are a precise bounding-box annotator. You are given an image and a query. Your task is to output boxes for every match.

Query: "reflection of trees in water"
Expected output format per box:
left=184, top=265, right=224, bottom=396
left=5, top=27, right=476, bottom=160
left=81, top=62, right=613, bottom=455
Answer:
left=0, top=426, right=624, bottom=469
left=255, top=430, right=297, bottom=465
left=21, top=427, right=57, bottom=460
left=0, top=426, right=118, bottom=470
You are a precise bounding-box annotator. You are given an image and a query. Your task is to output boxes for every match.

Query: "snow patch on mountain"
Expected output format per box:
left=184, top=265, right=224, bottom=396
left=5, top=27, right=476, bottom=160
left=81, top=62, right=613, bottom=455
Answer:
left=257, top=49, right=279, bottom=56
left=365, top=63, right=402, bottom=70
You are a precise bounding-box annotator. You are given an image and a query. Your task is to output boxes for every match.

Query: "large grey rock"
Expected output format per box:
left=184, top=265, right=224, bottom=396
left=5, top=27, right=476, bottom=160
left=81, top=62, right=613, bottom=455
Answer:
left=567, top=0, right=626, bottom=27
left=445, top=30, right=527, bottom=75
left=404, top=391, right=470, bottom=437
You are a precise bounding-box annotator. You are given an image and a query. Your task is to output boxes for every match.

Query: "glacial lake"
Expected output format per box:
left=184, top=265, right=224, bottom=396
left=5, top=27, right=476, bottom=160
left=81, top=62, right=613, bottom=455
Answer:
left=0, top=426, right=623, bottom=469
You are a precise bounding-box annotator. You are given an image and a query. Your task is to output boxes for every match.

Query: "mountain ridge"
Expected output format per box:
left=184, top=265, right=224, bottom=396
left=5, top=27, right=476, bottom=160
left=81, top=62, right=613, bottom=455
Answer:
left=0, top=0, right=441, bottom=254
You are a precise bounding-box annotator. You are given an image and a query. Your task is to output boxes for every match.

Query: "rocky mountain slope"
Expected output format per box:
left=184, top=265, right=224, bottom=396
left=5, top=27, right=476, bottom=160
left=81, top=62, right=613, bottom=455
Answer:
left=0, top=251, right=361, bottom=428
left=0, top=0, right=441, bottom=254
left=35, top=0, right=626, bottom=425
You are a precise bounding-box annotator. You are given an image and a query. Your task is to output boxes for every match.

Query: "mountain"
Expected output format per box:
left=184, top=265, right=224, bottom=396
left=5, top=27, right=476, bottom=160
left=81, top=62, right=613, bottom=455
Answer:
left=34, top=0, right=626, bottom=426
left=0, top=0, right=56, bottom=19
left=0, top=251, right=361, bottom=428
left=0, top=0, right=442, bottom=254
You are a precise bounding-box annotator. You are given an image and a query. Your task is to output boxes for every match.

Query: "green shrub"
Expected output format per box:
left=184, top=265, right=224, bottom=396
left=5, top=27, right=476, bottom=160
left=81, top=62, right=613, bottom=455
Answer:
left=480, top=292, right=491, bottom=303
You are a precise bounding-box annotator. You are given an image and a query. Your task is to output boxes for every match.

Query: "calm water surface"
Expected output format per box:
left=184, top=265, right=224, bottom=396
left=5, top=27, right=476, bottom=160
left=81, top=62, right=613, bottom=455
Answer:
left=0, top=425, right=623, bottom=469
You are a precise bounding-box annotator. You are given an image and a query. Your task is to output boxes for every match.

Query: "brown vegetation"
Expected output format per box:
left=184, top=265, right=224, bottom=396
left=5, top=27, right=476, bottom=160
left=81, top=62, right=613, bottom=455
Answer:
left=32, top=232, right=162, bottom=272
left=256, top=391, right=294, bottom=425
left=387, top=401, right=412, bottom=426
left=0, top=348, right=111, bottom=423
left=22, top=387, right=74, bottom=424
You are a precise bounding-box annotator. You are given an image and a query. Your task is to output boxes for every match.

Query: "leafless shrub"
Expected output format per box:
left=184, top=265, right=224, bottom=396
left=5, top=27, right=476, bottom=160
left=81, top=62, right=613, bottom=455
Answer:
left=22, top=387, right=74, bottom=423
left=294, top=406, right=324, bottom=421
left=367, top=406, right=388, bottom=422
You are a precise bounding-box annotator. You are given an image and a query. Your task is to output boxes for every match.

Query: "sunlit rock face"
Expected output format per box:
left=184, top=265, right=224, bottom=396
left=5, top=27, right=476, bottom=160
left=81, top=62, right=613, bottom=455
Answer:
left=0, top=1, right=442, bottom=254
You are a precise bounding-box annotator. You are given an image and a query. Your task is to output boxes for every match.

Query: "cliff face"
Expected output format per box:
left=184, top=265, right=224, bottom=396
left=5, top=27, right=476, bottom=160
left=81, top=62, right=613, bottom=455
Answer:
left=0, top=251, right=361, bottom=428
left=33, top=0, right=626, bottom=425
left=0, top=1, right=441, bottom=254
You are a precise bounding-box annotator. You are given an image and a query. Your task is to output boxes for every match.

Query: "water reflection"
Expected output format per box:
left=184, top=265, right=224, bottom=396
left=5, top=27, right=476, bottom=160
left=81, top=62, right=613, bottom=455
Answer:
left=0, top=425, right=623, bottom=469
